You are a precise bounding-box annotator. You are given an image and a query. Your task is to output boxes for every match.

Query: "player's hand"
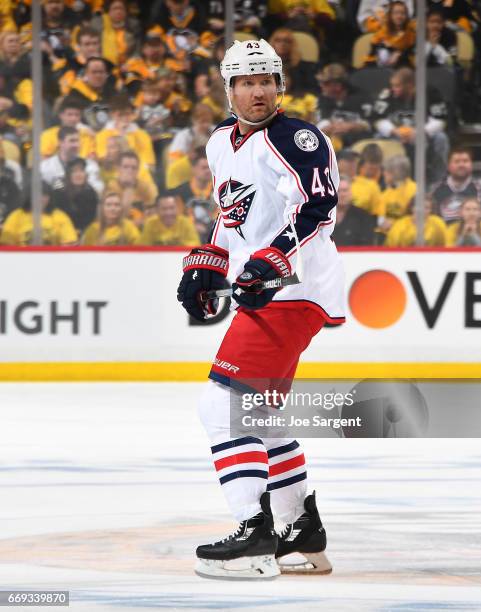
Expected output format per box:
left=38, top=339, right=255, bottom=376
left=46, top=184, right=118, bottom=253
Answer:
left=232, top=247, right=291, bottom=310
left=177, top=244, right=229, bottom=321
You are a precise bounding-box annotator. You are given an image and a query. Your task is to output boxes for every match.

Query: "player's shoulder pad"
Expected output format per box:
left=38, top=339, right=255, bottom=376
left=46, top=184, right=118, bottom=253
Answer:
left=266, top=113, right=330, bottom=167
left=212, top=116, right=237, bottom=133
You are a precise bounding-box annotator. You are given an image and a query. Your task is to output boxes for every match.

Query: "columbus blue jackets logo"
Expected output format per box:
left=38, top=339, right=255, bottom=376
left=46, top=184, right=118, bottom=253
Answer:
left=294, top=129, right=319, bottom=152
left=218, top=178, right=256, bottom=238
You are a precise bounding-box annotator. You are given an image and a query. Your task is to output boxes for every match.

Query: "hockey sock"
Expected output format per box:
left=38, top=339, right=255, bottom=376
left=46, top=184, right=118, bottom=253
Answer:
left=264, top=439, right=308, bottom=524
left=211, top=436, right=269, bottom=521
left=199, top=381, right=269, bottom=521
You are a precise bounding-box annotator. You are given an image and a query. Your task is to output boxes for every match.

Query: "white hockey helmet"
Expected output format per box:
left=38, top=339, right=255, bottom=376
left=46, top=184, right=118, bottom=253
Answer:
left=220, top=39, right=285, bottom=102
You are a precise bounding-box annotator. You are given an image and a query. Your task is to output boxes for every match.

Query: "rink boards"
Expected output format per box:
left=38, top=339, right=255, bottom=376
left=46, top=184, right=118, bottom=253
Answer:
left=0, top=247, right=480, bottom=380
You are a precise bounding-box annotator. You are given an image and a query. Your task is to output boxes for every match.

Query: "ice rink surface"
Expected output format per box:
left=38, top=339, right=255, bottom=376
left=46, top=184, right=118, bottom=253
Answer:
left=0, top=383, right=480, bottom=612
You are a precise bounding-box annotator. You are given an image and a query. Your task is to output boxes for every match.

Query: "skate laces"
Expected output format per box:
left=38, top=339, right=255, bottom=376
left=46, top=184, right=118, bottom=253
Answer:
left=217, top=521, right=247, bottom=544
left=279, top=513, right=310, bottom=539
left=217, top=513, right=263, bottom=544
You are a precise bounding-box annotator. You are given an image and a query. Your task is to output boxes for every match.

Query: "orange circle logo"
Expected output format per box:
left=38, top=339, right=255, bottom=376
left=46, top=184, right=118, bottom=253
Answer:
left=349, top=270, right=407, bottom=328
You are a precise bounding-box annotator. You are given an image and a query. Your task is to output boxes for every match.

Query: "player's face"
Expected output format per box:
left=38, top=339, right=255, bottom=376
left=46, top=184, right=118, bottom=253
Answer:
left=231, top=74, right=278, bottom=125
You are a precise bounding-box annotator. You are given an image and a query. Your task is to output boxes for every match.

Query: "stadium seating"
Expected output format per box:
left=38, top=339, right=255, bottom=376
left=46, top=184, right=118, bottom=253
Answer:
left=292, top=31, right=319, bottom=63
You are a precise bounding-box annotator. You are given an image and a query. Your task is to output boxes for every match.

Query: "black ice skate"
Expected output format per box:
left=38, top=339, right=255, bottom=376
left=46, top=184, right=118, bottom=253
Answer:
left=195, top=492, right=280, bottom=580
left=276, top=491, right=332, bottom=575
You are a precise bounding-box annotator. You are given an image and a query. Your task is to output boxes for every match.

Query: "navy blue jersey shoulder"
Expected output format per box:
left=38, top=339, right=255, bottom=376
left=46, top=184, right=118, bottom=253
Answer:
left=213, top=116, right=237, bottom=132
left=266, top=114, right=330, bottom=171
left=266, top=114, right=338, bottom=255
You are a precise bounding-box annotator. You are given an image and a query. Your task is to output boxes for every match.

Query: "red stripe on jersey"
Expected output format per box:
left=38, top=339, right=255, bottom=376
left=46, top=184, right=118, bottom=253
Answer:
left=269, top=453, right=305, bottom=476
left=263, top=130, right=309, bottom=203
left=214, top=451, right=268, bottom=471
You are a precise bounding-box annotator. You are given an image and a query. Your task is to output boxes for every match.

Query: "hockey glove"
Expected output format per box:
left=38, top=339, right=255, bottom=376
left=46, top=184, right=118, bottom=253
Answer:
left=232, top=247, right=291, bottom=310
left=177, top=244, right=229, bottom=321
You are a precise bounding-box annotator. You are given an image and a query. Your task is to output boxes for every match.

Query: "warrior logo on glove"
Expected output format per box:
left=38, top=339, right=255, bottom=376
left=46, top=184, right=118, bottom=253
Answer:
left=178, top=244, right=229, bottom=321
left=218, top=178, right=256, bottom=238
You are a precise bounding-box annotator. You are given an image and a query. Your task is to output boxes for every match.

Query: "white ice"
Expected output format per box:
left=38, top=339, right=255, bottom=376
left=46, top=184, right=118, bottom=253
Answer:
left=0, top=383, right=480, bottom=612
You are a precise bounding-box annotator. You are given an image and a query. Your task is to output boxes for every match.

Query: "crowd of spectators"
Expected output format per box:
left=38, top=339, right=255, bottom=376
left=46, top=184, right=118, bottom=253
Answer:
left=0, top=0, right=480, bottom=248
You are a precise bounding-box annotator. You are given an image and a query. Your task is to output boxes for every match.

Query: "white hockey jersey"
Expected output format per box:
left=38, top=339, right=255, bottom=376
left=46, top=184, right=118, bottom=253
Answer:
left=206, top=112, right=345, bottom=324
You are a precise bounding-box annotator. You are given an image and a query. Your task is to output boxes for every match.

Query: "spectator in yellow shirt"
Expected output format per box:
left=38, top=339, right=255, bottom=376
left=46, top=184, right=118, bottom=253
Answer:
left=95, top=94, right=156, bottom=170
left=121, top=27, right=170, bottom=92
left=55, top=26, right=117, bottom=97
left=41, top=98, right=95, bottom=159
left=0, top=181, right=77, bottom=245
left=173, top=147, right=212, bottom=212
left=386, top=195, right=448, bottom=247
left=82, top=191, right=140, bottom=245
left=351, top=144, right=384, bottom=216
left=98, top=134, right=156, bottom=187
left=106, top=150, right=158, bottom=226
left=141, top=193, right=200, bottom=246
left=67, top=57, right=118, bottom=130
left=90, top=0, right=140, bottom=66
left=379, top=154, right=416, bottom=231
left=200, top=73, right=228, bottom=124
left=446, top=198, right=481, bottom=247
left=0, top=1, right=16, bottom=32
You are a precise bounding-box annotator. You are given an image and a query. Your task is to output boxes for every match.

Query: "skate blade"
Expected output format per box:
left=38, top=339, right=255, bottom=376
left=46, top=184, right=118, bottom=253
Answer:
left=195, top=554, right=280, bottom=580
left=278, top=551, right=333, bottom=575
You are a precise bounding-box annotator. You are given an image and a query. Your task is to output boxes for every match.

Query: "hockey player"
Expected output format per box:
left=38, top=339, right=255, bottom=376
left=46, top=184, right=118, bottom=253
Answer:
left=177, top=39, right=345, bottom=579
